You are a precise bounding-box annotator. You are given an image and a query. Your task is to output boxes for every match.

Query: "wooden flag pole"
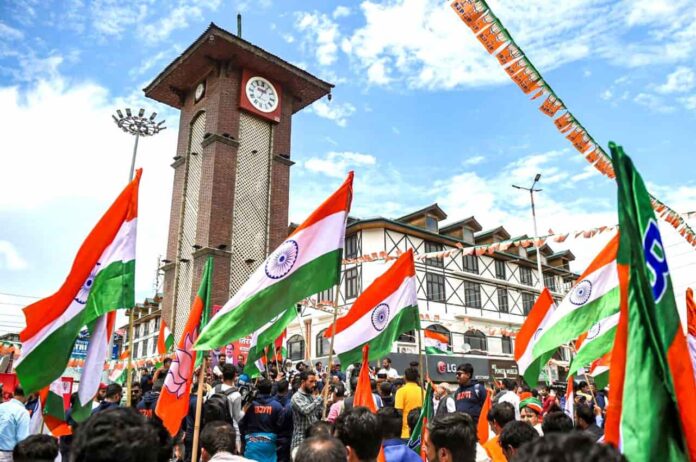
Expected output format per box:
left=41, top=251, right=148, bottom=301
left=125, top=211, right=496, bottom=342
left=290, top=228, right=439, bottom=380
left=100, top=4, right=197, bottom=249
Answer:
left=191, top=354, right=207, bottom=462
left=322, top=269, right=344, bottom=419
left=568, top=342, right=598, bottom=404
left=125, top=312, right=136, bottom=407
left=417, top=324, right=425, bottom=402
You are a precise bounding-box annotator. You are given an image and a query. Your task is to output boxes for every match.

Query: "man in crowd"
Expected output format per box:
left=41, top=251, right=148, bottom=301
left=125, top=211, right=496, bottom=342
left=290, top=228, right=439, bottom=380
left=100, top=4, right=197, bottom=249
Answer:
left=0, top=387, right=29, bottom=460
left=378, top=358, right=400, bottom=380
left=12, top=434, right=58, bottom=462
left=130, top=382, right=143, bottom=408
left=330, top=362, right=346, bottom=382
left=433, top=383, right=455, bottom=417
left=236, top=354, right=246, bottom=374
left=240, top=378, right=285, bottom=460
left=199, top=421, right=252, bottom=462
left=153, top=358, right=172, bottom=389
left=207, top=364, right=246, bottom=452
left=334, top=407, right=382, bottom=462
left=92, top=382, right=107, bottom=410
left=140, top=367, right=153, bottom=394
left=290, top=370, right=322, bottom=451
left=295, top=436, right=347, bottom=462
left=213, top=352, right=227, bottom=378
left=424, top=413, right=477, bottom=462
left=483, top=402, right=516, bottom=462
left=499, top=421, right=539, bottom=461
left=379, top=381, right=394, bottom=408
left=92, top=383, right=122, bottom=414
left=378, top=407, right=421, bottom=462
left=513, top=432, right=626, bottom=462
left=272, top=379, right=293, bottom=462
left=327, top=383, right=346, bottom=423
left=137, top=382, right=162, bottom=421
left=520, top=397, right=544, bottom=436
left=497, top=378, right=520, bottom=420
left=395, top=367, right=423, bottom=438
left=454, top=363, right=487, bottom=425
left=575, top=404, right=603, bottom=441
left=540, top=411, right=573, bottom=435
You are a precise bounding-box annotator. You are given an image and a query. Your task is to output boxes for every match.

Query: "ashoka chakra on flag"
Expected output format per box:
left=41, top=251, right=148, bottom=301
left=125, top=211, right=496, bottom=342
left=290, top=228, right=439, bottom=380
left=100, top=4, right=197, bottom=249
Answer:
left=371, top=303, right=390, bottom=331
left=265, top=239, right=299, bottom=279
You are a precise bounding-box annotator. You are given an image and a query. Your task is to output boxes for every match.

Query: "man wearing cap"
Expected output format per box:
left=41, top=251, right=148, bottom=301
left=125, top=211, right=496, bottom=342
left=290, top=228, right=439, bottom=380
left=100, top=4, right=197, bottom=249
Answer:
left=92, top=383, right=107, bottom=410
left=92, top=384, right=122, bottom=414
left=519, top=397, right=544, bottom=435
left=454, top=363, right=487, bottom=425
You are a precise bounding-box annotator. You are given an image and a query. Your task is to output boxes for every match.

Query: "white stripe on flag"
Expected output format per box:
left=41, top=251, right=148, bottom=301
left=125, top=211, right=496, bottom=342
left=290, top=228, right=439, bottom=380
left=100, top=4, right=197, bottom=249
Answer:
left=79, top=314, right=109, bottom=406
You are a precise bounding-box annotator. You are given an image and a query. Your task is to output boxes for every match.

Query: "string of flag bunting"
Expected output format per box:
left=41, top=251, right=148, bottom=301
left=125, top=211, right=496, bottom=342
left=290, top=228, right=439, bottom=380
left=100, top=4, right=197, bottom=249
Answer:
left=450, top=0, right=696, bottom=248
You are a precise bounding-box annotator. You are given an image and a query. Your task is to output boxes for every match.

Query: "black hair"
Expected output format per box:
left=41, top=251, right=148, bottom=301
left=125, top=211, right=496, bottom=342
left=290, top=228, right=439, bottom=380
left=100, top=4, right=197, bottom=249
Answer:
left=404, top=367, right=419, bottom=382
left=131, top=382, right=142, bottom=390
left=163, top=358, right=172, bottom=366
left=334, top=407, right=382, bottom=461
left=105, top=383, right=122, bottom=399
left=377, top=406, right=403, bottom=440
left=531, top=389, right=539, bottom=398
left=409, top=361, right=419, bottom=368
left=407, top=407, right=421, bottom=436
left=295, top=436, right=347, bottom=462
left=277, top=379, right=289, bottom=394
left=305, top=420, right=334, bottom=439
left=148, top=417, right=174, bottom=462
left=502, top=378, right=516, bottom=391
left=512, top=432, right=626, bottom=462
left=13, top=434, right=58, bottom=462
left=541, top=411, right=573, bottom=434
left=152, top=382, right=163, bottom=393
left=488, top=401, right=516, bottom=428
left=578, top=381, right=588, bottom=389
left=200, top=421, right=236, bottom=456
left=13, top=386, right=25, bottom=397
left=499, top=421, right=539, bottom=452
left=221, top=363, right=237, bottom=381
left=299, top=370, right=316, bottom=382
left=575, top=404, right=595, bottom=426
left=71, top=407, right=159, bottom=461
left=427, top=413, right=477, bottom=462
left=257, top=378, right=273, bottom=395
left=370, top=379, right=378, bottom=392
left=379, top=381, right=392, bottom=396
left=457, top=363, right=474, bottom=375
left=384, top=358, right=392, bottom=364
left=350, top=375, right=359, bottom=390
left=333, top=383, right=346, bottom=398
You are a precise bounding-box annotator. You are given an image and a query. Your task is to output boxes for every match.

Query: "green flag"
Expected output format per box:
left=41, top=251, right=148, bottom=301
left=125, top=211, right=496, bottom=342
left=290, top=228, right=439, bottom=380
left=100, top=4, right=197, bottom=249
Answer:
left=244, top=307, right=297, bottom=378
left=194, top=257, right=214, bottom=368
left=407, top=382, right=433, bottom=458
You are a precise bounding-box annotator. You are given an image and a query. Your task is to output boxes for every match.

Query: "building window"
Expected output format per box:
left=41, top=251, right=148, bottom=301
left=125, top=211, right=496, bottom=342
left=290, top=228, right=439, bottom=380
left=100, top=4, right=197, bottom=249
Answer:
left=345, top=234, right=358, bottom=259
left=522, top=292, right=535, bottom=315
left=316, top=329, right=331, bottom=357
left=501, top=335, right=513, bottom=355
left=398, top=330, right=416, bottom=343
left=426, top=272, right=446, bottom=302
left=462, top=254, right=479, bottom=274
left=544, top=273, right=556, bottom=291
left=345, top=267, right=359, bottom=299
left=495, top=260, right=506, bottom=280
left=464, top=281, right=481, bottom=308
left=425, top=241, right=443, bottom=268
left=520, top=267, right=534, bottom=286
left=425, top=215, right=438, bottom=232
left=498, top=288, right=509, bottom=313
left=287, top=335, right=305, bottom=361
left=154, top=317, right=160, bottom=330
left=464, top=330, right=488, bottom=352
left=317, top=287, right=333, bottom=304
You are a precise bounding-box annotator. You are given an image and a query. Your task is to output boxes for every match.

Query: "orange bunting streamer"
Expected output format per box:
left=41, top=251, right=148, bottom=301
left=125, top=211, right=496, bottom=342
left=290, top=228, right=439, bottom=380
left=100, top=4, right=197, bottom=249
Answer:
left=585, top=149, right=601, bottom=164
left=450, top=0, right=486, bottom=27
left=469, top=10, right=495, bottom=34
left=539, top=95, right=564, bottom=117
left=565, top=126, right=584, bottom=143
left=530, top=88, right=546, bottom=100
left=572, top=134, right=593, bottom=153
left=554, top=112, right=573, bottom=133
left=476, top=23, right=509, bottom=53
left=504, top=58, right=527, bottom=77
left=512, top=68, right=541, bottom=94
left=496, top=42, right=522, bottom=65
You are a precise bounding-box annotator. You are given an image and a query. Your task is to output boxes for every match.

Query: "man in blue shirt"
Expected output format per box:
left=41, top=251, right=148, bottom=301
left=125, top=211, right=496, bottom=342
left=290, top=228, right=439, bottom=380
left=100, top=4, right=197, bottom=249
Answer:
left=378, top=407, right=421, bottom=462
left=0, top=387, right=30, bottom=459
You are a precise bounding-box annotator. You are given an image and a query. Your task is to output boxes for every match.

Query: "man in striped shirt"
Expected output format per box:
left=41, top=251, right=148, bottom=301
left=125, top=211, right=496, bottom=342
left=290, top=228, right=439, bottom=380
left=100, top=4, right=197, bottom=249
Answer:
left=290, top=371, right=322, bottom=451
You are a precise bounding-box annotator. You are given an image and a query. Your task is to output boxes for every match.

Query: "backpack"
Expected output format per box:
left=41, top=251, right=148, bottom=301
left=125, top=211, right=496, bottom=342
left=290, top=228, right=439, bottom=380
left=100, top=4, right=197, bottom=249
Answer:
left=203, top=386, right=236, bottom=425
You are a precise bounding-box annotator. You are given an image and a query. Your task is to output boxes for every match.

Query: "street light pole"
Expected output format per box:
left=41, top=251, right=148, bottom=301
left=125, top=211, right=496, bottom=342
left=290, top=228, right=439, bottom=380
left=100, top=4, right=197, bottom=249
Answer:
left=513, top=173, right=545, bottom=290
left=113, top=107, right=165, bottom=405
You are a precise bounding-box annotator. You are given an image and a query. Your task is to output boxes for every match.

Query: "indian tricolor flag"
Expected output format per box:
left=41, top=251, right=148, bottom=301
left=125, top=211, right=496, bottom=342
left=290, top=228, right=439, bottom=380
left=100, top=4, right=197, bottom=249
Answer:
left=605, top=143, right=696, bottom=461
left=157, top=319, right=174, bottom=355
left=244, top=307, right=297, bottom=378
left=568, top=311, right=619, bottom=377
left=326, top=249, right=419, bottom=367
left=532, top=234, right=621, bottom=368
left=195, top=172, right=353, bottom=350
left=514, top=288, right=556, bottom=387
left=687, top=288, right=696, bottom=383
left=424, top=329, right=452, bottom=355
left=589, top=352, right=610, bottom=389
left=16, top=170, right=141, bottom=393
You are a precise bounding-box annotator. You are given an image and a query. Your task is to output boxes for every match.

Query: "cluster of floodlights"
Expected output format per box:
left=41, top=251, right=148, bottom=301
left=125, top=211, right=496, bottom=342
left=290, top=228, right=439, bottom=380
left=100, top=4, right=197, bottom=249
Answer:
left=112, top=108, right=166, bottom=137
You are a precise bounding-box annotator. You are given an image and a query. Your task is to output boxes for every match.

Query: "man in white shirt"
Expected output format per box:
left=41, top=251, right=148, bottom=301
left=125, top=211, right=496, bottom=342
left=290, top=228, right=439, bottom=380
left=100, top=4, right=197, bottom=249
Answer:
left=433, top=383, right=456, bottom=417
left=207, top=364, right=247, bottom=452
left=377, top=358, right=399, bottom=380
left=0, top=387, right=29, bottom=461
left=497, top=379, right=520, bottom=420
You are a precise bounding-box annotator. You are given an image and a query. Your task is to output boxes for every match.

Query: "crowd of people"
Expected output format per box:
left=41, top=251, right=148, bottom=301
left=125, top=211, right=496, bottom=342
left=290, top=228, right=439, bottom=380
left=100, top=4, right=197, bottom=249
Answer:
left=0, top=354, right=622, bottom=462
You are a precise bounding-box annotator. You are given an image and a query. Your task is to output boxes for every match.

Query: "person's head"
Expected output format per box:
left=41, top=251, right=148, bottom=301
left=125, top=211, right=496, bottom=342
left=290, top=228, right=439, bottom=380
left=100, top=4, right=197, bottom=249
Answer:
left=434, top=383, right=449, bottom=399
left=163, top=358, right=172, bottom=369
left=295, top=436, right=347, bottom=462
left=97, top=383, right=107, bottom=401
left=200, top=421, right=237, bottom=461
left=300, top=370, right=318, bottom=393
left=350, top=375, right=359, bottom=392
left=277, top=379, right=289, bottom=395
left=404, top=367, right=419, bottom=383
left=382, top=358, right=392, bottom=369
left=499, top=421, right=539, bottom=460
left=237, top=354, right=244, bottom=363
left=502, top=378, right=517, bottom=392
left=13, top=434, right=58, bottom=462
left=519, top=397, right=543, bottom=426
left=71, top=407, right=159, bottom=461
left=541, top=411, right=574, bottom=435
left=333, top=383, right=346, bottom=399
left=512, top=431, right=626, bottom=462
left=425, top=413, right=477, bottom=462
left=407, top=408, right=421, bottom=436
left=370, top=379, right=378, bottom=393
left=257, top=378, right=273, bottom=395
left=487, top=401, right=516, bottom=435
left=456, top=363, right=474, bottom=385
left=305, top=420, right=334, bottom=439
left=105, top=383, right=122, bottom=403
left=131, top=383, right=142, bottom=402
left=12, top=386, right=26, bottom=403
left=379, top=381, right=392, bottom=397
left=575, top=404, right=595, bottom=430
left=539, top=385, right=550, bottom=398
left=218, top=353, right=226, bottom=364
left=315, top=361, right=323, bottom=371
left=377, top=407, right=403, bottom=440
left=577, top=380, right=589, bottom=393
left=221, top=363, right=237, bottom=383
left=334, top=407, right=382, bottom=462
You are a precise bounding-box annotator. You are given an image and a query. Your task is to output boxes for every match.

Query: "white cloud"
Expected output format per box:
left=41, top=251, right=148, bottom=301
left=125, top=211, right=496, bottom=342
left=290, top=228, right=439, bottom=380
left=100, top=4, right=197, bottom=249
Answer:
left=657, top=67, right=695, bottom=94
left=463, top=155, right=486, bottom=166
left=634, top=92, right=675, bottom=113
left=303, top=152, right=376, bottom=178
left=295, top=11, right=341, bottom=66
left=600, top=89, right=613, bottom=101
left=282, top=34, right=295, bottom=44
left=310, top=99, right=356, bottom=127
left=140, top=6, right=201, bottom=45
left=0, top=241, right=28, bottom=271
left=90, top=0, right=145, bottom=37
left=0, top=22, right=24, bottom=41
left=333, top=6, right=351, bottom=19
left=680, top=94, right=696, bottom=110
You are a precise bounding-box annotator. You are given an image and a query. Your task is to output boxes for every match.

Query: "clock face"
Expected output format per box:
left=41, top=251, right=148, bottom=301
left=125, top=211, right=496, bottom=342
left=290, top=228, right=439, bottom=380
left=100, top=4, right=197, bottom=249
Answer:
left=194, top=82, right=205, bottom=102
left=245, top=76, right=279, bottom=113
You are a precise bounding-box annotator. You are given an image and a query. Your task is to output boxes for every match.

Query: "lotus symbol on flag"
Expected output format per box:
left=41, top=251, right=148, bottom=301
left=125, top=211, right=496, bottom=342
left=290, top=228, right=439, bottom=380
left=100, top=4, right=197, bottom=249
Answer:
left=165, top=332, right=196, bottom=399
left=570, top=280, right=592, bottom=305
left=265, top=239, right=299, bottom=279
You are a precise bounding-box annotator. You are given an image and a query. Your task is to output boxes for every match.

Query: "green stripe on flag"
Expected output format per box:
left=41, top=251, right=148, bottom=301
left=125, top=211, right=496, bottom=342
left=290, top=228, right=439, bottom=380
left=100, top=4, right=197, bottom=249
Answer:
left=84, top=259, right=136, bottom=324
left=244, top=307, right=297, bottom=378
left=194, top=257, right=214, bottom=368
left=424, top=346, right=452, bottom=355
left=408, top=381, right=433, bottom=455
left=568, top=326, right=617, bottom=377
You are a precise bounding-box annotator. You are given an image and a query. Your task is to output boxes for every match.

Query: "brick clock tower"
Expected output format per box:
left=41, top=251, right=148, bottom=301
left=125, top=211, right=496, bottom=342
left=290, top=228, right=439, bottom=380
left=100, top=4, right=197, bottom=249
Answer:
left=145, top=23, right=332, bottom=339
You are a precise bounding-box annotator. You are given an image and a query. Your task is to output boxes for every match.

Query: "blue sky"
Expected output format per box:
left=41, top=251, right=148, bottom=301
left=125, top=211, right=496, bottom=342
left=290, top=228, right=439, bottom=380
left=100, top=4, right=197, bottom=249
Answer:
left=1, top=0, right=696, bottom=333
